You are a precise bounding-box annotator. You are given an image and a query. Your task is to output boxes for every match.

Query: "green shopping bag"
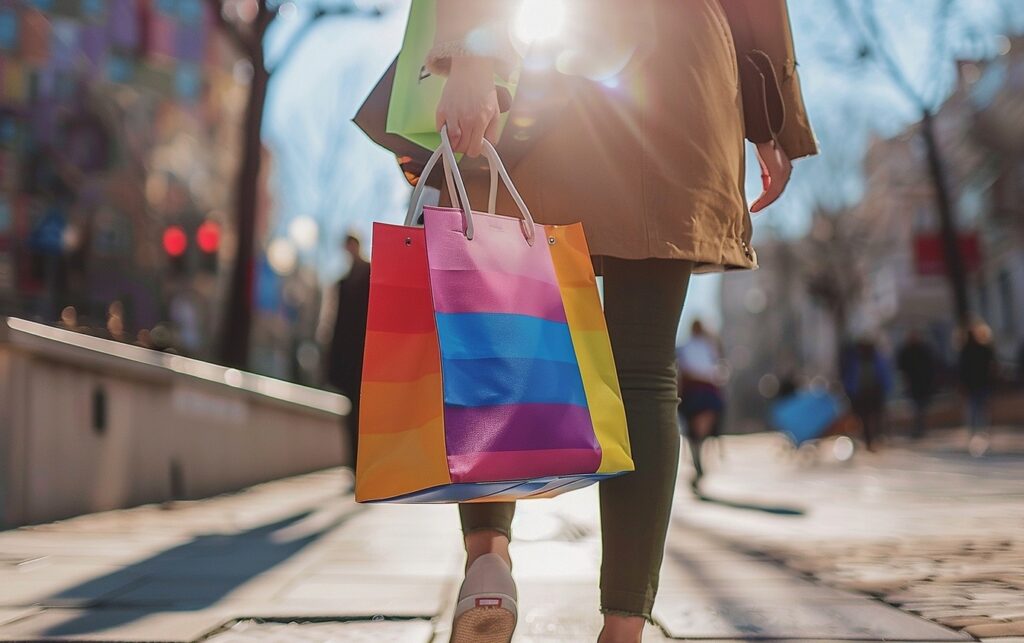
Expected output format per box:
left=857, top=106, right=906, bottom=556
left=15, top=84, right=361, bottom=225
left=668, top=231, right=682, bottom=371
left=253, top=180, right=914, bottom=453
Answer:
left=386, top=0, right=519, bottom=151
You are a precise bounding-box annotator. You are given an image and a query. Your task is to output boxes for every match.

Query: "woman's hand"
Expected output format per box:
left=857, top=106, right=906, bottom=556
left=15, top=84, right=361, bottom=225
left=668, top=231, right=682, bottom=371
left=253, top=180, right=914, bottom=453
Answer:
left=435, top=56, right=500, bottom=157
left=750, top=140, right=792, bottom=213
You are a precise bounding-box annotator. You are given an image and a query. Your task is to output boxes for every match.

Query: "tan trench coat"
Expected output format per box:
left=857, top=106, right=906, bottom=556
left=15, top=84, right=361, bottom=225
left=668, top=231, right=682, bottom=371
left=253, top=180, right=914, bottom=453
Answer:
left=426, top=0, right=818, bottom=272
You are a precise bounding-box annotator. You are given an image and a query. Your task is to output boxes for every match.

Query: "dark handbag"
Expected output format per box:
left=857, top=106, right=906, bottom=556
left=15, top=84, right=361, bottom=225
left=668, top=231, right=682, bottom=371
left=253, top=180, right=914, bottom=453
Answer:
left=353, top=58, right=565, bottom=186
left=353, top=58, right=442, bottom=187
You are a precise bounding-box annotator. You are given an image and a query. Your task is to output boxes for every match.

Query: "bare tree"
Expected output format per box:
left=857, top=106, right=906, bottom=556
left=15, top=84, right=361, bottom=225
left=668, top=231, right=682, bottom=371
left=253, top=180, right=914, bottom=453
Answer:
left=830, top=0, right=996, bottom=330
left=207, top=0, right=382, bottom=369
left=799, top=208, right=870, bottom=350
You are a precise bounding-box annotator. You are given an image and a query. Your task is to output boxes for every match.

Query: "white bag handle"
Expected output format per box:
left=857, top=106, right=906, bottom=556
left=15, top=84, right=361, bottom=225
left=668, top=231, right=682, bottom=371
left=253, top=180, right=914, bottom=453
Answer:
left=405, top=125, right=536, bottom=244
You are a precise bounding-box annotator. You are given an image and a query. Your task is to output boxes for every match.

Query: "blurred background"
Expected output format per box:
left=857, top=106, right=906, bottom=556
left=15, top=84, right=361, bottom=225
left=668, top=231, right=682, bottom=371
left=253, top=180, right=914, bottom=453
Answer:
left=0, top=0, right=1021, bottom=409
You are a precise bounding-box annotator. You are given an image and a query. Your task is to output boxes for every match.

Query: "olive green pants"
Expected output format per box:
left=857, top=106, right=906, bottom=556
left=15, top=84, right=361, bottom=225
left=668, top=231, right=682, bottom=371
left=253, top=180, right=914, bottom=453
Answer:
left=460, top=257, right=693, bottom=619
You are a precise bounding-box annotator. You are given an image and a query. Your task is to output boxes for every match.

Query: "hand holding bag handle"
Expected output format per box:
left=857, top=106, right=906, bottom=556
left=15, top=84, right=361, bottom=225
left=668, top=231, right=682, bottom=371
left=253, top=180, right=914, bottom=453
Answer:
left=405, top=125, right=536, bottom=245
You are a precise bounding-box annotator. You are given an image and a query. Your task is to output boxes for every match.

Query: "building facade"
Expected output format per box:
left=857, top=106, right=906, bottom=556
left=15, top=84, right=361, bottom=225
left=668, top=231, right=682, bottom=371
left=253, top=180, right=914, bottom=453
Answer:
left=0, top=0, right=247, bottom=357
left=718, top=36, right=1023, bottom=430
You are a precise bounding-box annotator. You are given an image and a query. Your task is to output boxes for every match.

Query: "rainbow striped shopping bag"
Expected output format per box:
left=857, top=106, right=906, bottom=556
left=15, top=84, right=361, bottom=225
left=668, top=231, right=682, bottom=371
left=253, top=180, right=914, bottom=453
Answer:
left=355, top=131, right=633, bottom=503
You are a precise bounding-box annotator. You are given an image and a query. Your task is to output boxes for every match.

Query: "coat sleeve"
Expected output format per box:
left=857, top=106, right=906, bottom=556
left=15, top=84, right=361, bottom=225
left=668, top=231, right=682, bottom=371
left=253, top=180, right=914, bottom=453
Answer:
left=719, top=0, right=818, bottom=160
left=425, top=0, right=519, bottom=79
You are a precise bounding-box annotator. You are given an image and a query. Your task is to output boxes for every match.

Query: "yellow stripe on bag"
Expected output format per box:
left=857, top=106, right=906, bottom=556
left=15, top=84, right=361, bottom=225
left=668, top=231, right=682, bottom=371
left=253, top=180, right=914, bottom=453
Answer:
left=546, top=224, right=634, bottom=474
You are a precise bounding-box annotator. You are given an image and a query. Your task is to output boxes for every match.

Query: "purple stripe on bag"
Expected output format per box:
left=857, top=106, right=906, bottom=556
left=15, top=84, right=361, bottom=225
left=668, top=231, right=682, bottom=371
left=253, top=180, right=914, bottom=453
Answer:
left=429, top=268, right=567, bottom=322
left=423, top=207, right=559, bottom=285
left=448, top=449, right=602, bottom=484
left=444, top=403, right=598, bottom=455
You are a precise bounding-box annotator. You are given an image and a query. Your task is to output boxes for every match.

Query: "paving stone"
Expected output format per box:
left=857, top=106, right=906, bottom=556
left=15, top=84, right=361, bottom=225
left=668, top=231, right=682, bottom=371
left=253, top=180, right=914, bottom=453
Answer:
left=275, top=577, right=453, bottom=618
left=656, top=581, right=863, bottom=603
left=654, top=595, right=970, bottom=640
left=936, top=615, right=999, bottom=628
left=99, top=577, right=277, bottom=608
left=0, top=608, right=229, bottom=642
left=203, top=618, right=434, bottom=642
left=0, top=570, right=146, bottom=608
left=0, top=608, right=38, bottom=627
left=967, top=621, right=1024, bottom=638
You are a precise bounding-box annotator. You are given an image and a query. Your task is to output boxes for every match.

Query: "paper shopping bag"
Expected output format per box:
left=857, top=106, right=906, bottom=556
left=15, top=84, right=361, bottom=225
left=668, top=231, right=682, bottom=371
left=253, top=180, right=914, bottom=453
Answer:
left=355, top=130, right=632, bottom=503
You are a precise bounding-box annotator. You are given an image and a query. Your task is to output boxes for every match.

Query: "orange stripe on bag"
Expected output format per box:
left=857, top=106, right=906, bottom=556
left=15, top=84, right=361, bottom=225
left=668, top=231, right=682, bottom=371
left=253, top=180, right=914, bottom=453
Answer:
left=360, top=371, right=444, bottom=434
left=355, top=416, right=450, bottom=502
left=362, top=330, right=440, bottom=382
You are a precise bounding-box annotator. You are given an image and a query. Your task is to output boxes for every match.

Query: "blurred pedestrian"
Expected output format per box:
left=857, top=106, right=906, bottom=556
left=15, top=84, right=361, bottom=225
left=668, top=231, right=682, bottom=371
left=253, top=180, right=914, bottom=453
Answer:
left=676, top=320, right=725, bottom=494
left=1016, top=340, right=1024, bottom=387
left=841, top=337, right=893, bottom=451
left=958, top=321, right=997, bottom=437
left=404, top=1, right=817, bottom=641
left=896, top=329, right=937, bottom=440
left=326, top=235, right=371, bottom=472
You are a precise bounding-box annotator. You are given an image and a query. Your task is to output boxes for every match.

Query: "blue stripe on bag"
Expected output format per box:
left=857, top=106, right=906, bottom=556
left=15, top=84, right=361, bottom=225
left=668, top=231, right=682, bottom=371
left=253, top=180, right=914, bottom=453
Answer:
left=441, top=357, right=589, bottom=408
left=435, top=312, right=578, bottom=363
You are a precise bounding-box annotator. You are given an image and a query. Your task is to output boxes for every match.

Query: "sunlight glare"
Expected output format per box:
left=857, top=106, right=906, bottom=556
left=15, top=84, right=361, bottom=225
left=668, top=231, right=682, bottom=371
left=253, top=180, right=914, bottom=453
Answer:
left=514, top=0, right=566, bottom=44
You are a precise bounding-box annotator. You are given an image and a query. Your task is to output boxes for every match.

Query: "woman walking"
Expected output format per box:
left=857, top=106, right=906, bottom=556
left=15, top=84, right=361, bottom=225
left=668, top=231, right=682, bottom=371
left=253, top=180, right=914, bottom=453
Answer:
left=422, top=1, right=816, bottom=640
left=958, top=321, right=998, bottom=440
left=676, top=320, right=726, bottom=494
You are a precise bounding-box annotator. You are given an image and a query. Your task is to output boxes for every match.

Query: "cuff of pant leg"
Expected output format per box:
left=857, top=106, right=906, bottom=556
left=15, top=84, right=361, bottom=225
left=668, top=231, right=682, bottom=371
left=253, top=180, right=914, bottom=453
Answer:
left=600, top=588, right=655, bottom=622
left=462, top=526, right=512, bottom=541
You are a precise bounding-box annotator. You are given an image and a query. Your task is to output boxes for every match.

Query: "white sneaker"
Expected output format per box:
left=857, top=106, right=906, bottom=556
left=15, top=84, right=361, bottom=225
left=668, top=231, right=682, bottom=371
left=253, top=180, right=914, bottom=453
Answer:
left=450, top=553, right=518, bottom=643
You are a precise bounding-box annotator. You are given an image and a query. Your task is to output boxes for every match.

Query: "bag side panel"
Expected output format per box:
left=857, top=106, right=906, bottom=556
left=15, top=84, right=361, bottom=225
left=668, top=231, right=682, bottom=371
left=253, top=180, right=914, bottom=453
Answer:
left=355, top=223, right=451, bottom=502
left=546, top=223, right=634, bottom=474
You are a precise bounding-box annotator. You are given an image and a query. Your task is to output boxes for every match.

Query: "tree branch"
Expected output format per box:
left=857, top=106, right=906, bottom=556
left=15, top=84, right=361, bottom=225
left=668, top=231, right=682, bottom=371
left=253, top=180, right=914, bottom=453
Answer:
left=266, top=3, right=380, bottom=76
left=924, top=0, right=955, bottom=107
left=835, top=0, right=928, bottom=111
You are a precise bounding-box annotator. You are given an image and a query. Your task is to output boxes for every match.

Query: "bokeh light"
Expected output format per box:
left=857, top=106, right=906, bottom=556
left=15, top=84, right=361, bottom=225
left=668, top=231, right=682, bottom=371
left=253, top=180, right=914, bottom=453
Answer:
left=288, top=216, right=319, bottom=251
left=162, top=226, right=188, bottom=258
left=267, top=238, right=298, bottom=275
left=197, top=221, right=221, bottom=254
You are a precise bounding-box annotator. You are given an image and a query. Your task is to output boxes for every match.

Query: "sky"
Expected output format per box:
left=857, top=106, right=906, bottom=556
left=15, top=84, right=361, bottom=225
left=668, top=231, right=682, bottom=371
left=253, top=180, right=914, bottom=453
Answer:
left=262, top=0, right=1024, bottom=339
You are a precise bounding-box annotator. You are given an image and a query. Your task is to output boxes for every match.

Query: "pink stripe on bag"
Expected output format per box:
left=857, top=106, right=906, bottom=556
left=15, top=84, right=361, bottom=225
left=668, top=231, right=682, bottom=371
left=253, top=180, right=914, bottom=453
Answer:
left=423, top=207, right=558, bottom=283
left=448, top=449, right=602, bottom=484
left=429, top=268, right=567, bottom=321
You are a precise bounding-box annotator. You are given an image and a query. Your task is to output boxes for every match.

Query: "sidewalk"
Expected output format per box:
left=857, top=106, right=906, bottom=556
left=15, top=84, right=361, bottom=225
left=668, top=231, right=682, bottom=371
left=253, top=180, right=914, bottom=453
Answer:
left=0, top=429, right=1013, bottom=641
left=677, top=427, right=1024, bottom=641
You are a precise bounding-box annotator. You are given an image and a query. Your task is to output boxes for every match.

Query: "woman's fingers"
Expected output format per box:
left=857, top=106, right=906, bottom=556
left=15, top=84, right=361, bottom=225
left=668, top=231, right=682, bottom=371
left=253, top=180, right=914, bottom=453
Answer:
left=442, top=115, right=462, bottom=151
left=484, top=113, right=500, bottom=146
left=750, top=141, right=792, bottom=213
left=464, top=119, right=487, bottom=157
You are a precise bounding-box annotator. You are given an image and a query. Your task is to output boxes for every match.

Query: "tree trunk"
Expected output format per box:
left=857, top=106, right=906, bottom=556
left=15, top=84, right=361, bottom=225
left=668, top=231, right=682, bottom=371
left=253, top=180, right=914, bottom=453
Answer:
left=217, top=57, right=270, bottom=369
left=833, top=297, right=848, bottom=377
left=920, top=109, right=970, bottom=329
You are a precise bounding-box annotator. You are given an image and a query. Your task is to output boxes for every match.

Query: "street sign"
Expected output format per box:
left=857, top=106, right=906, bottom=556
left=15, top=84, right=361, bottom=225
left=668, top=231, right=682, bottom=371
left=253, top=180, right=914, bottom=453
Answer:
left=913, top=232, right=981, bottom=276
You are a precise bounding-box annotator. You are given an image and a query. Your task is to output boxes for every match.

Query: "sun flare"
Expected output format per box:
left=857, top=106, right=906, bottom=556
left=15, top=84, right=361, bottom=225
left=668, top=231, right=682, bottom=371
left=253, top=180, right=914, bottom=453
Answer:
left=514, top=0, right=566, bottom=44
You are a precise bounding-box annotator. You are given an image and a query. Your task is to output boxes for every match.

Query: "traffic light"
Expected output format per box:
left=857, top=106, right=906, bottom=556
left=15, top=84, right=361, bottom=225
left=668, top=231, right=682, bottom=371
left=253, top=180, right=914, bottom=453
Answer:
left=196, top=220, right=220, bottom=272
left=163, top=225, right=187, bottom=274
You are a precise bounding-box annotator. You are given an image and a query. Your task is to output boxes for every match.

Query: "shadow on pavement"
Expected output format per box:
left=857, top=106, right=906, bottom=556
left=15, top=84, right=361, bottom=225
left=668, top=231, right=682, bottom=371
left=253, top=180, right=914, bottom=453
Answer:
left=694, top=493, right=806, bottom=516
left=42, top=506, right=360, bottom=637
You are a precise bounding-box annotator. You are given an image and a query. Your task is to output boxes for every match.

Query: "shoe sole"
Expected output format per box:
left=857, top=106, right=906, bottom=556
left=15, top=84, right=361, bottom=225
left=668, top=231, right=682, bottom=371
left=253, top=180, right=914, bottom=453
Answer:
left=450, top=594, right=516, bottom=643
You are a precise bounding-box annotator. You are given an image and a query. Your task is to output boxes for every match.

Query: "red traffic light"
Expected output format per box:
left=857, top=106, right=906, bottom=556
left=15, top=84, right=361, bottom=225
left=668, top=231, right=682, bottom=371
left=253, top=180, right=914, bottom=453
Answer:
left=162, top=226, right=187, bottom=257
left=196, top=221, right=221, bottom=254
